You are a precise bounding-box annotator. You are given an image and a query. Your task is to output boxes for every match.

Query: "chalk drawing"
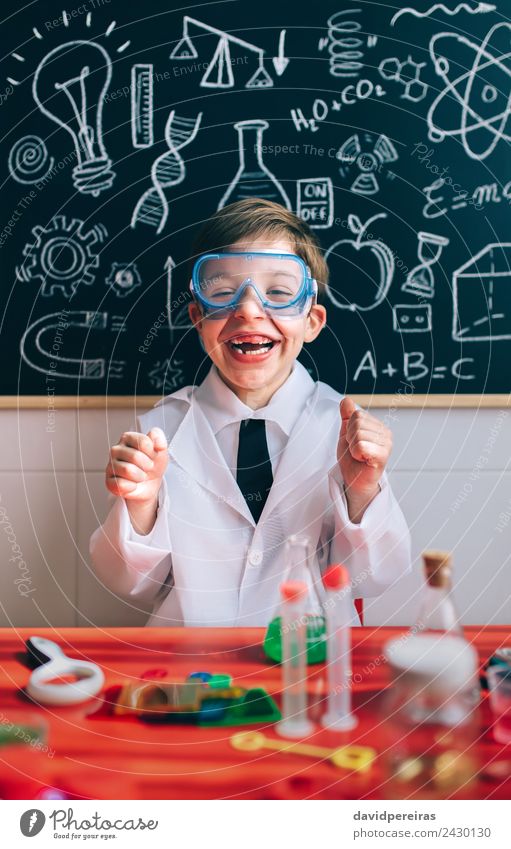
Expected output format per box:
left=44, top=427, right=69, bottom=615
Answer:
left=218, top=119, right=291, bottom=210
left=393, top=304, right=433, bottom=332
left=337, top=133, right=398, bottom=195
left=105, top=262, right=142, bottom=297
left=296, top=178, right=333, bottom=228
left=170, top=16, right=276, bottom=88
left=148, top=358, right=185, bottom=392
left=379, top=55, right=428, bottom=102
left=318, top=9, right=365, bottom=79
left=20, top=311, right=125, bottom=378
left=402, top=232, right=450, bottom=298
left=391, top=3, right=496, bottom=27
left=273, top=30, right=289, bottom=76
left=33, top=40, right=115, bottom=196
left=131, top=110, right=202, bottom=233
left=324, top=214, right=395, bottom=312
left=16, top=217, right=108, bottom=298
left=8, top=136, right=55, bottom=184
left=422, top=177, right=511, bottom=218
left=453, top=243, right=511, bottom=341
left=428, top=23, right=511, bottom=161
left=131, top=64, right=154, bottom=148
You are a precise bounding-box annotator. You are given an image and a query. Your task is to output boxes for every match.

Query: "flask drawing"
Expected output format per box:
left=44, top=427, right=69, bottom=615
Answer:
left=218, top=120, right=292, bottom=210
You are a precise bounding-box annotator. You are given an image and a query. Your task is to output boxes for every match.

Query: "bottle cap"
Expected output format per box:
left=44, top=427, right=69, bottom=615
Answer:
left=422, top=550, right=452, bottom=588
left=280, top=580, right=307, bottom=602
left=322, top=563, right=350, bottom=590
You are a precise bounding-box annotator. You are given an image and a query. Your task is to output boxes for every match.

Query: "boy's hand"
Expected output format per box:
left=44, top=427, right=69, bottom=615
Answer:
left=106, top=427, right=169, bottom=504
left=337, top=397, right=392, bottom=522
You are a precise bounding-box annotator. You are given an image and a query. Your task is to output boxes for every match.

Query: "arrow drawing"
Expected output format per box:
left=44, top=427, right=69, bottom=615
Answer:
left=273, top=30, right=289, bottom=76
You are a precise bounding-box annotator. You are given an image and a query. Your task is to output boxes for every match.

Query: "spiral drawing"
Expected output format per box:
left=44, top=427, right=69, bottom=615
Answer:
left=8, top=135, right=55, bottom=184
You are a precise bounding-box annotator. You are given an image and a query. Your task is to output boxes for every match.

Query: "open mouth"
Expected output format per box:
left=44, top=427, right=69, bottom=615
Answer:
left=226, top=335, right=279, bottom=356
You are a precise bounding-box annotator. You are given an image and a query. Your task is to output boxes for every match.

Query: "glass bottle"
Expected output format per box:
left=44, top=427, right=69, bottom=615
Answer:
left=414, top=550, right=463, bottom=636
left=382, top=632, right=481, bottom=800
left=218, top=120, right=292, bottom=210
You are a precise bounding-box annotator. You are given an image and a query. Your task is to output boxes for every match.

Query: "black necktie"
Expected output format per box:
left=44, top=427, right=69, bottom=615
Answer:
left=236, top=419, right=273, bottom=523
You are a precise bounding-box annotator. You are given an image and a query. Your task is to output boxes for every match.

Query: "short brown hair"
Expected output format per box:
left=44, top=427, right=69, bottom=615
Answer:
left=190, top=198, right=329, bottom=296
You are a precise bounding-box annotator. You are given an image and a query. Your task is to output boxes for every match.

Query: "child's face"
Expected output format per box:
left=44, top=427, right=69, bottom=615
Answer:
left=188, top=236, right=327, bottom=407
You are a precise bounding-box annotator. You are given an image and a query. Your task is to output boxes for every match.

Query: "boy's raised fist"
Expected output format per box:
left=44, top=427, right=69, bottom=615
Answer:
left=337, top=397, right=392, bottom=502
left=106, top=427, right=168, bottom=503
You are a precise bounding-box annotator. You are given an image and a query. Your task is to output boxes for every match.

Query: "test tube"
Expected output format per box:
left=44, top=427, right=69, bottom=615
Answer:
left=276, top=581, right=313, bottom=739
left=321, top=564, right=358, bottom=731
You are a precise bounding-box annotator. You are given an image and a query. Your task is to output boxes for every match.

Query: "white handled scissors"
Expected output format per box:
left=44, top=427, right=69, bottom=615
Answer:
left=26, top=637, right=105, bottom=706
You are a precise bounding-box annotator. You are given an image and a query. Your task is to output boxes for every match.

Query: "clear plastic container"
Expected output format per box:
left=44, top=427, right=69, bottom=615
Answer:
left=382, top=633, right=481, bottom=799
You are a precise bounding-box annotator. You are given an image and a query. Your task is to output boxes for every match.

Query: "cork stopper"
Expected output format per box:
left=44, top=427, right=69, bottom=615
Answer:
left=422, top=550, right=453, bottom=588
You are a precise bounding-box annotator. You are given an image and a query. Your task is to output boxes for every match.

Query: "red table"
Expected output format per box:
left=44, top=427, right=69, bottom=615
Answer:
left=0, top=626, right=510, bottom=800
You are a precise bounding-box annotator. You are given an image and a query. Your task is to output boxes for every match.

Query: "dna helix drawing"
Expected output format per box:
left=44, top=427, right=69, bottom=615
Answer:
left=131, top=109, right=202, bottom=234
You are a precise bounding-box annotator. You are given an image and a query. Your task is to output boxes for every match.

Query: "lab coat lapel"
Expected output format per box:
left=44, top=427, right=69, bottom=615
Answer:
left=261, top=383, right=338, bottom=521
left=168, top=397, right=256, bottom=526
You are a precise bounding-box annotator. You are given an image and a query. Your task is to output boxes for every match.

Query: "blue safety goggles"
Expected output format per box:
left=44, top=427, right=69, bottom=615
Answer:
left=190, top=251, right=317, bottom=319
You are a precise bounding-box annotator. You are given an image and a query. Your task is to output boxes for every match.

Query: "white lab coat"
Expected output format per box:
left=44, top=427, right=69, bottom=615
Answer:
left=89, top=367, right=411, bottom=627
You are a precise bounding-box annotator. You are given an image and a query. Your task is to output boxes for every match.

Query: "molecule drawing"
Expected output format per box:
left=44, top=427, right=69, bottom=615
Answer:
left=427, top=23, right=511, bottom=161
left=379, top=55, right=428, bottom=102
left=16, top=217, right=108, bottom=298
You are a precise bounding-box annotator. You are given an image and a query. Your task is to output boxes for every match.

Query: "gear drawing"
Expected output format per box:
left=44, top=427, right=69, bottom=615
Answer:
left=16, top=216, right=108, bottom=298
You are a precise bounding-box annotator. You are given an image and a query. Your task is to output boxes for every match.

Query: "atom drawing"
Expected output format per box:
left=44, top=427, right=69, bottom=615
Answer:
left=427, top=22, right=511, bottom=161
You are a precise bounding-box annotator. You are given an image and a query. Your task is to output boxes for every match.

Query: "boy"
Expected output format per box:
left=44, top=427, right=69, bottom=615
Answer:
left=89, top=198, right=411, bottom=626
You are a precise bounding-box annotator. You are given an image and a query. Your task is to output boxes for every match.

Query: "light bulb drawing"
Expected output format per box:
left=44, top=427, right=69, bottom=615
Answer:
left=401, top=231, right=450, bottom=299
left=170, top=16, right=278, bottom=89
left=33, top=40, right=115, bottom=197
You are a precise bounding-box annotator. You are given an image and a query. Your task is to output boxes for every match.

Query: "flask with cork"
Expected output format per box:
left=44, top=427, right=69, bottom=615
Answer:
left=414, top=550, right=463, bottom=636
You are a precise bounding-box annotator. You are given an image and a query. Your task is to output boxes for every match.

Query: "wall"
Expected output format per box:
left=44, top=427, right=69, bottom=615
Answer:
left=1, top=405, right=510, bottom=628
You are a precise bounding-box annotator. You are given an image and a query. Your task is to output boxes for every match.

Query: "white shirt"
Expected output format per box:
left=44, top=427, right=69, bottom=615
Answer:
left=90, top=361, right=412, bottom=626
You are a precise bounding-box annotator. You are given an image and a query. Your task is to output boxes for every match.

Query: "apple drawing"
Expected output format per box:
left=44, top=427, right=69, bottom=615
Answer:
left=325, top=213, right=395, bottom=311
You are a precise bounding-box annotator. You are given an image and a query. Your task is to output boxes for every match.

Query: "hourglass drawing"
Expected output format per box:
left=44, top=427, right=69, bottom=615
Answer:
left=218, top=120, right=292, bottom=210
left=402, top=231, right=450, bottom=298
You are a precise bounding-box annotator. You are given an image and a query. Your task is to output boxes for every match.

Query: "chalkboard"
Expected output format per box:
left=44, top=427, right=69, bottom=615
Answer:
left=2, top=0, right=511, bottom=401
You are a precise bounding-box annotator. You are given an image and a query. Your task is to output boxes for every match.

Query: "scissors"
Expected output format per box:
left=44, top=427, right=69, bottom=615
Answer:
left=25, top=637, right=105, bottom=706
